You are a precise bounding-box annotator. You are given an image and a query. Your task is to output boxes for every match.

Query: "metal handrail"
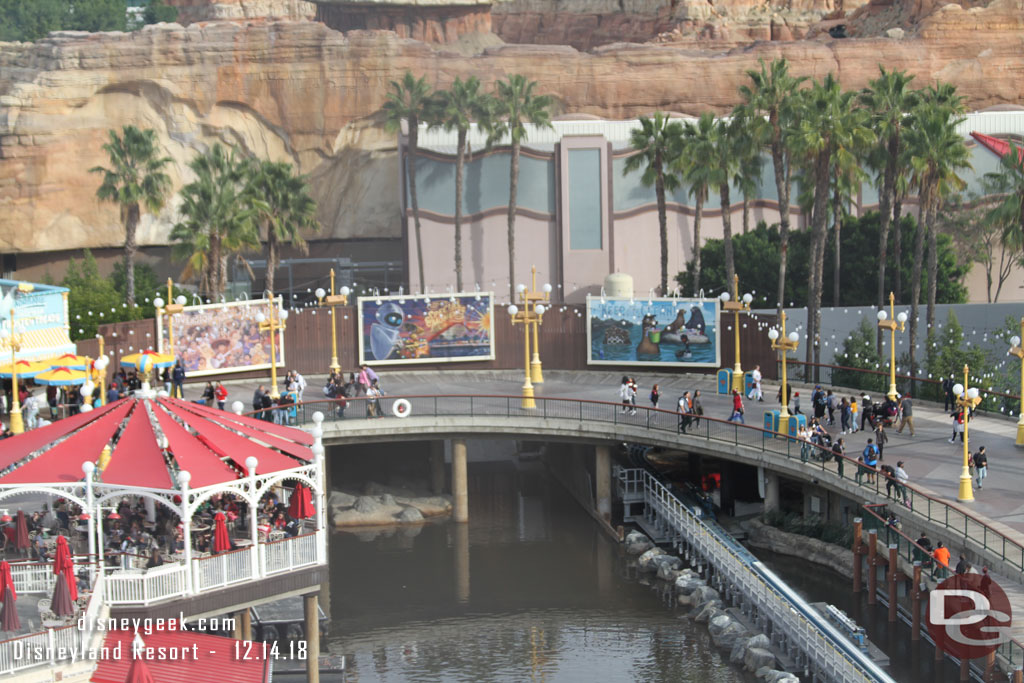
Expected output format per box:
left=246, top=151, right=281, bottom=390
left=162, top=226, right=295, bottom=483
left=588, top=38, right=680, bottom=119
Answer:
left=259, top=394, right=1024, bottom=581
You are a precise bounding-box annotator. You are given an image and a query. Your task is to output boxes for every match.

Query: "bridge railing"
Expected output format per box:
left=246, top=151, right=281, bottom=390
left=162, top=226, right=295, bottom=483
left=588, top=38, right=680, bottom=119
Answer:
left=271, top=394, right=1024, bottom=582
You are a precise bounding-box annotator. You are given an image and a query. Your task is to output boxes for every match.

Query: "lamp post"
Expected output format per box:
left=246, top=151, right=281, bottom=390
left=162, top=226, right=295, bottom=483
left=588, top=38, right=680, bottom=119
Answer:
left=767, top=311, right=800, bottom=435
left=314, top=269, right=350, bottom=374
left=256, top=296, right=288, bottom=399
left=514, top=266, right=551, bottom=384
left=719, top=274, right=754, bottom=394
left=1, top=281, right=33, bottom=434
left=876, top=292, right=908, bottom=402
left=508, top=300, right=546, bottom=409
left=1008, top=318, right=1024, bottom=447
left=94, top=336, right=110, bottom=406
left=952, top=365, right=979, bottom=502
left=153, top=278, right=187, bottom=357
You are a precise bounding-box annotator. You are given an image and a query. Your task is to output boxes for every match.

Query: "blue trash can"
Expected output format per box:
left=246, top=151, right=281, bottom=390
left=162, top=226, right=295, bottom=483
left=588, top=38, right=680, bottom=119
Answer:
left=763, top=410, right=780, bottom=434
left=717, top=369, right=732, bottom=395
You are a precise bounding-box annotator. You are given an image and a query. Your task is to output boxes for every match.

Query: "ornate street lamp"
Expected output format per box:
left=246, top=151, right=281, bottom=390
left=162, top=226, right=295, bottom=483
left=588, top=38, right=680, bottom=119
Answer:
left=508, top=299, right=546, bottom=409
left=952, top=365, right=979, bottom=503
left=256, top=297, right=288, bottom=399
left=153, top=278, right=187, bottom=358
left=719, top=274, right=754, bottom=394
left=314, top=269, right=350, bottom=375
left=1008, top=319, right=1024, bottom=447
left=876, top=292, right=908, bottom=402
left=767, top=311, right=800, bottom=435
left=514, top=266, right=551, bottom=384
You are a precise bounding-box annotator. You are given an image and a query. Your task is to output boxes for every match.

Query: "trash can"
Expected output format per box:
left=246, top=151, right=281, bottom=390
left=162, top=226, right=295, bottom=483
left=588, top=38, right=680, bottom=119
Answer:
left=717, top=369, right=733, bottom=395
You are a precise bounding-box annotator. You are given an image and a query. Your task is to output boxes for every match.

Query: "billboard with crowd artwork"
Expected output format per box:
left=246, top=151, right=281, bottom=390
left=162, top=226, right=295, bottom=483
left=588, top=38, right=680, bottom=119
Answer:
left=157, top=298, right=285, bottom=376
left=358, top=293, right=494, bottom=365
left=587, top=296, right=720, bottom=367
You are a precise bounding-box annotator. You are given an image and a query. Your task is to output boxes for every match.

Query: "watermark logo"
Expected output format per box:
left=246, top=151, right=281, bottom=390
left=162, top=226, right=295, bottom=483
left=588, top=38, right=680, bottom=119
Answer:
left=927, top=572, right=1012, bottom=659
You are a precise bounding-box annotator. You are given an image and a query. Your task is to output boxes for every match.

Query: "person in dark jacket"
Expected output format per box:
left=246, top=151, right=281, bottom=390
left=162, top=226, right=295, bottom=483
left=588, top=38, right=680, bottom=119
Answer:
left=172, top=361, right=185, bottom=398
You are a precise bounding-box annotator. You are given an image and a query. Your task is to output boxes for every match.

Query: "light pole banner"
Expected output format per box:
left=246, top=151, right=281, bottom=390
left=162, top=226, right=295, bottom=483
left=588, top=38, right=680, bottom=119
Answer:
left=586, top=296, right=720, bottom=367
left=357, top=293, right=495, bottom=365
left=157, top=298, right=285, bottom=376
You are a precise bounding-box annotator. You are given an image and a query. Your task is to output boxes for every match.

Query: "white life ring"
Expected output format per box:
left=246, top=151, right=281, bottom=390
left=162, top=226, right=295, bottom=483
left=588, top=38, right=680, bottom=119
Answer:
left=393, top=399, right=412, bottom=418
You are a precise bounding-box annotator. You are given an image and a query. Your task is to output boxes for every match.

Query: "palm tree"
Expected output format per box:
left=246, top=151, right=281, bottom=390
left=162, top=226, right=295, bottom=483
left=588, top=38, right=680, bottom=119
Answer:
left=859, top=68, right=917, bottom=348
left=728, top=108, right=764, bottom=237
left=904, top=92, right=970, bottom=377
left=676, top=113, right=717, bottom=292
left=709, top=118, right=741, bottom=285
left=738, top=58, right=806, bottom=313
left=382, top=72, right=433, bottom=294
left=983, top=143, right=1024, bottom=266
left=170, top=144, right=260, bottom=300
left=247, top=160, right=320, bottom=296
left=90, top=126, right=172, bottom=308
left=624, top=112, right=683, bottom=294
left=488, top=74, right=553, bottom=302
left=432, top=77, right=493, bottom=291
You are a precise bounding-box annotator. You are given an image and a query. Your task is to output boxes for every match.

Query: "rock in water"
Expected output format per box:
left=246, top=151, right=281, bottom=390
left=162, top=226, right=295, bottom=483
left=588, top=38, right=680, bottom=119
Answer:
left=395, top=506, right=424, bottom=523
left=624, top=530, right=654, bottom=555
left=353, top=496, right=382, bottom=514
left=637, top=547, right=666, bottom=572
left=744, top=647, right=777, bottom=672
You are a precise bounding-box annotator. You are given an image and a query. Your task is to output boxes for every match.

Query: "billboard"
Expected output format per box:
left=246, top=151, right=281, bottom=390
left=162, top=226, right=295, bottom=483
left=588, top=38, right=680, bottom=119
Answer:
left=587, top=296, right=720, bottom=367
left=157, top=298, right=285, bottom=376
left=358, top=293, right=494, bottom=365
left=0, top=280, right=76, bottom=361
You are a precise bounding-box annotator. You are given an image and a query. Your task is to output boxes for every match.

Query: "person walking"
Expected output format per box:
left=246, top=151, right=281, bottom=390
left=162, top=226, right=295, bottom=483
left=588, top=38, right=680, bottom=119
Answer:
left=293, top=370, right=307, bottom=403
left=897, top=394, right=915, bottom=436
left=948, top=409, right=965, bottom=443
left=748, top=365, right=763, bottom=402
left=933, top=541, right=951, bottom=579
left=798, top=424, right=812, bottom=463
left=172, top=360, right=185, bottom=399
left=619, top=376, right=632, bottom=414
left=861, top=439, right=879, bottom=484
left=914, top=532, right=933, bottom=567
left=628, top=377, right=638, bottom=415
left=812, top=386, right=827, bottom=421
left=849, top=396, right=858, bottom=432
left=776, top=382, right=791, bottom=407
left=826, top=390, right=837, bottom=426
left=859, top=396, right=874, bottom=431
left=692, top=390, right=704, bottom=428
left=895, top=460, right=910, bottom=505
left=252, top=385, right=266, bottom=419
left=955, top=554, right=969, bottom=576
left=214, top=382, right=228, bottom=411
left=728, top=390, right=745, bottom=424
left=677, top=391, right=692, bottom=433
left=831, top=438, right=845, bottom=478
left=839, top=397, right=852, bottom=434
left=873, top=421, right=888, bottom=461
left=161, top=367, right=172, bottom=395
left=649, top=383, right=660, bottom=409
left=943, top=376, right=955, bottom=412
left=973, top=446, right=988, bottom=489
left=791, top=391, right=802, bottom=416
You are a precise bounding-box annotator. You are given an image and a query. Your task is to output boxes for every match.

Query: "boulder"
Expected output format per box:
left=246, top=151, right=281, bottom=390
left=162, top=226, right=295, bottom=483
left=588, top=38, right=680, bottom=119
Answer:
left=760, top=671, right=800, bottom=683
left=730, top=636, right=752, bottom=664
left=353, top=496, right=382, bottom=514
left=691, top=599, right=723, bottom=623
left=746, top=633, right=771, bottom=650
left=637, top=547, right=666, bottom=572
left=711, top=620, right=749, bottom=649
left=708, top=614, right=733, bottom=636
left=656, top=563, right=683, bottom=582
left=674, top=573, right=703, bottom=595
left=625, top=531, right=655, bottom=555
left=378, top=493, right=397, bottom=506
left=744, top=647, right=777, bottom=672
left=327, top=491, right=357, bottom=510
left=395, top=506, right=424, bottom=523
left=691, top=585, right=721, bottom=607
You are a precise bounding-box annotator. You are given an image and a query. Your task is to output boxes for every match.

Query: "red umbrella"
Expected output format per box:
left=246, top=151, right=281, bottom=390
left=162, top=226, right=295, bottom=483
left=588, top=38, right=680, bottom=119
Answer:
left=0, top=585, right=19, bottom=631
left=0, top=561, right=15, bottom=602
left=213, top=512, right=230, bottom=554
left=61, top=554, right=77, bottom=603
left=126, top=655, right=156, bottom=683
left=53, top=536, right=70, bottom=575
left=288, top=484, right=315, bottom=520
left=13, top=511, right=28, bottom=552
left=50, top=572, right=74, bottom=617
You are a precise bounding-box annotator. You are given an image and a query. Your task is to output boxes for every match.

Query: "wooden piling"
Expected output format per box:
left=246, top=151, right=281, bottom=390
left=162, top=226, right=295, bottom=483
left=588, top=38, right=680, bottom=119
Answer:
left=911, top=562, right=922, bottom=642
left=888, top=544, right=898, bottom=622
left=853, top=517, right=863, bottom=594
left=867, top=529, right=878, bottom=605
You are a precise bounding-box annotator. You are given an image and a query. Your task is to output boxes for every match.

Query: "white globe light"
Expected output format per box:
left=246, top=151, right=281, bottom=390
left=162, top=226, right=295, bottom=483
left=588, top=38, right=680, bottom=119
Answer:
left=175, top=295, right=187, bottom=306
left=543, top=283, right=552, bottom=293
left=877, top=310, right=888, bottom=321
left=720, top=292, right=731, bottom=302
left=788, top=332, right=799, bottom=343
left=508, top=305, right=519, bottom=316
left=177, top=470, right=191, bottom=486
left=1012, top=336, right=1022, bottom=347
left=767, top=328, right=780, bottom=340
left=256, top=312, right=266, bottom=323
left=80, top=403, right=93, bottom=413
left=279, top=309, right=289, bottom=321
left=315, top=288, right=326, bottom=299
left=742, top=293, right=753, bottom=304
left=95, top=355, right=109, bottom=370
left=231, top=400, right=244, bottom=414
left=953, top=383, right=964, bottom=397
left=82, top=461, right=95, bottom=476
left=967, top=387, right=979, bottom=400
left=535, top=304, right=546, bottom=315
left=897, top=312, right=908, bottom=323
left=153, top=297, right=164, bottom=309
left=245, top=456, right=258, bottom=475
left=340, top=286, right=351, bottom=296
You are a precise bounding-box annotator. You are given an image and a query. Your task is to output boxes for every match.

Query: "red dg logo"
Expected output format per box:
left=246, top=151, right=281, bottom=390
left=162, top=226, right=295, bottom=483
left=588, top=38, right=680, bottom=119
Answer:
left=926, top=571, right=1013, bottom=660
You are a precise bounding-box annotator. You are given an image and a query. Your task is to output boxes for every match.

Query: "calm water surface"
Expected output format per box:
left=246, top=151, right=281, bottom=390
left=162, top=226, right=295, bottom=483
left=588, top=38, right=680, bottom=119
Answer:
left=327, top=461, right=746, bottom=682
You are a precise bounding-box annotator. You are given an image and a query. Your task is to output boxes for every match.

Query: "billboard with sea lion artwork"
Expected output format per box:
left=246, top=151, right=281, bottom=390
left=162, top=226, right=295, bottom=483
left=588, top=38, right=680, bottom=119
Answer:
left=157, top=298, right=285, bottom=376
left=586, top=296, right=720, bottom=367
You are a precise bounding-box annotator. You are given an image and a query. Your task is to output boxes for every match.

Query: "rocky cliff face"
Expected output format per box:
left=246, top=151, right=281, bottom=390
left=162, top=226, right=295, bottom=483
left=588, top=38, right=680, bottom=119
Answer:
left=0, top=0, right=1021, bottom=254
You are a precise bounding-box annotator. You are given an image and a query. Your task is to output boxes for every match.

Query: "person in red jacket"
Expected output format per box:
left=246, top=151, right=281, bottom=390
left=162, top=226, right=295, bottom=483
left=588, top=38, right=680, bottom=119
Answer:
left=214, top=382, right=228, bottom=410
left=729, top=390, right=745, bottom=424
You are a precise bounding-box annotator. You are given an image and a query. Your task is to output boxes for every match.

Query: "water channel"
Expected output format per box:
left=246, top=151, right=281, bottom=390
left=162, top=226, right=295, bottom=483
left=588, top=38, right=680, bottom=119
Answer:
left=324, top=454, right=961, bottom=682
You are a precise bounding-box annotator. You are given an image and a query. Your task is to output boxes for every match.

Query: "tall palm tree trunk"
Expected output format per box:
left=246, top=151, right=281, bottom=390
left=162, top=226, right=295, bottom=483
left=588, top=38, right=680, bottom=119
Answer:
left=123, top=203, right=140, bottom=308
left=908, top=185, right=928, bottom=385
left=655, top=158, right=668, bottom=294
left=806, top=151, right=830, bottom=374
left=692, top=192, right=704, bottom=293
left=720, top=183, right=735, bottom=285
left=832, top=175, right=842, bottom=308
left=210, top=235, right=222, bottom=301
left=507, top=139, right=520, bottom=303
left=893, top=210, right=902, bottom=302
left=774, top=150, right=791, bottom=315
left=875, top=143, right=897, bottom=351
left=925, top=194, right=939, bottom=332
left=220, top=254, right=229, bottom=301
left=407, top=122, right=425, bottom=293
left=454, top=128, right=466, bottom=292
left=742, top=192, right=750, bottom=235
left=266, top=228, right=278, bottom=296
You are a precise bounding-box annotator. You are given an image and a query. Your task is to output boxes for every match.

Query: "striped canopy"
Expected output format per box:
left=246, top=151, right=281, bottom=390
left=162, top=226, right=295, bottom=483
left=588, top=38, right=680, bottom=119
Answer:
left=34, top=366, right=89, bottom=386
left=44, top=353, right=90, bottom=370
left=120, top=350, right=175, bottom=373
left=0, top=359, right=50, bottom=378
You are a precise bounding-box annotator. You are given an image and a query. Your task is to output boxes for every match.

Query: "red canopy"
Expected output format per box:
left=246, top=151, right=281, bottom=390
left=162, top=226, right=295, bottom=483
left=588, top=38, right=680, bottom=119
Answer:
left=103, top=404, right=174, bottom=490
left=62, top=552, right=78, bottom=603
left=213, top=512, right=231, bottom=554
left=169, top=400, right=313, bottom=461
left=971, top=131, right=1024, bottom=163
left=125, top=657, right=156, bottom=683
left=90, top=630, right=270, bottom=683
left=288, top=484, right=315, bottom=520
left=0, top=560, right=15, bottom=601
left=167, top=397, right=314, bottom=446
left=0, top=401, right=122, bottom=473
left=151, top=406, right=239, bottom=489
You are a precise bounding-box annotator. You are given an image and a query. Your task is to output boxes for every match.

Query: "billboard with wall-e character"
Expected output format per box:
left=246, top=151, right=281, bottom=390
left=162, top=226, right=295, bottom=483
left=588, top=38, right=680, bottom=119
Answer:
left=587, top=296, right=720, bottom=367
left=358, top=293, right=494, bottom=365
left=157, top=298, right=285, bottom=376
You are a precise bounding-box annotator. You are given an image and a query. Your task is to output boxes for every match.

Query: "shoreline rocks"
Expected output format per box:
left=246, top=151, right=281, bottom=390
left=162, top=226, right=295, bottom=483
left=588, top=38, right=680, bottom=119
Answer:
left=328, top=484, right=453, bottom=528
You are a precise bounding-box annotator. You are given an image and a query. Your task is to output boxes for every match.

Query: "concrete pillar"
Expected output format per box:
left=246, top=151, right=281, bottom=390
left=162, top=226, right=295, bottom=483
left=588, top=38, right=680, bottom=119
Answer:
left=867, top=529, right=878, bottom=605
left=763, top=472, right=779, bottom=513
left=595, top=445, right=611, bottom=523
left=911, top=562, right=922, bottom=641
left=304, top=593, right=320, bottom=683
left=852, top=518, right=863, bottom=594
left=232, top=612, right=243, bottom=640
left=430, top=441, right=445, bottom=495
left=887, top=544, right=898, bottom=623
left=454, top=521, right=470, bottom=604
left=452, top=439, right=468, bottom=523
left=241, top=608, right=252, bottom=641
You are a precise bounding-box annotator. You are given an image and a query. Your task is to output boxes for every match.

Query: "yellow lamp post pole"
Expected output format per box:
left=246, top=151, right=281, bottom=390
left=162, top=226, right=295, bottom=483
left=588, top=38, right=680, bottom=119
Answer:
left=767, top=311, right=800, bottom=435
left=952, top=364, right=978, bottom=502
left=517, top=266, right=551, bottom=384
left=315, top=269, right=350, bottom=375
left=509, top=295, right=546, bottom=410
left=876, top=291, right=907, bottom=402
left=7, top=334, right=23, bottom=434
left=155, top=278, right=185, bottom=357
left=95, top=336, right=109, bottom=406
left=257, top=296, right=288, bottom=399
left=720, top=274, right=753, bottom=394
left=1008, top=318, right=1024, bottom=447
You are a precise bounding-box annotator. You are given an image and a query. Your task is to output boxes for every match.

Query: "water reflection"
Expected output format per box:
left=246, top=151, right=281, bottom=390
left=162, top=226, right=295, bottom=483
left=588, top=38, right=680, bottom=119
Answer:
left=327, top=460, right=745, bottom=682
